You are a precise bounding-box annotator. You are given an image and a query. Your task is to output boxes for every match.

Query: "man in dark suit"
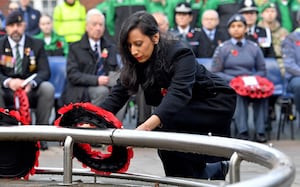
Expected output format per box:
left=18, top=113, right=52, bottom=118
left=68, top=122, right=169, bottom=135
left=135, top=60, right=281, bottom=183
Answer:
left=0, top=11, right=54, bottom=150
left=61, top=8, right=120, bottom=106
left=239, top=0, right=276, bottom=58
left=196, top=9, right=229, bottom=58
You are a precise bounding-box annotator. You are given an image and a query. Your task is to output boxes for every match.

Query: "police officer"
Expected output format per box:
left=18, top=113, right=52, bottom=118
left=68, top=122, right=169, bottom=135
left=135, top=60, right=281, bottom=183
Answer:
left=239, top=0, right=276, bottom=58
left=170, top=2, right=201, bottom=56
left=211, top=14, right=268, bottom=143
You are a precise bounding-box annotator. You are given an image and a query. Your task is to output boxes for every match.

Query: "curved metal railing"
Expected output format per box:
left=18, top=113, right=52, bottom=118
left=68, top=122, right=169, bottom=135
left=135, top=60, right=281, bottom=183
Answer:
left=0, top=126, right=295, bottom=186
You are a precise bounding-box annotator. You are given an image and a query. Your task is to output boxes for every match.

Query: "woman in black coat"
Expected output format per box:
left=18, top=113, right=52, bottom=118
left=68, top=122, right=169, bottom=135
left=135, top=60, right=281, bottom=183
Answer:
left=100, top=11, right=236, bottom=180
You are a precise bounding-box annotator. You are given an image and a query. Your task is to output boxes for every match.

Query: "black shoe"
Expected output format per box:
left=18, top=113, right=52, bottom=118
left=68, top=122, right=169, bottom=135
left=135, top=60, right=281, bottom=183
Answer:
left=40, top=141, right=48, bottom=150
left=210, top=161, right=230, bottom=180
left=237, top=132, right=249, bottom=140
left=256, top=133, right=267, bottom=143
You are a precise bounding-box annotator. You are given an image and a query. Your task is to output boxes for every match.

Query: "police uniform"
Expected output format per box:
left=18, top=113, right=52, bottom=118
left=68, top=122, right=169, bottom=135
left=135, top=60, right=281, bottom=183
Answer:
left=211, top=14, right=268, bottom=142
left=239, top=0, right=276, bottom=58
left=170, top=2, right=201, bottom=56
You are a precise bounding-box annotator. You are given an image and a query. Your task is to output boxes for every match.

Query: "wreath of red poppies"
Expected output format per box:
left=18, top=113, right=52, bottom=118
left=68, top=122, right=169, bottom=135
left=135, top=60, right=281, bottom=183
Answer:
left=54, top=102, right=133, bottom=175
left=0, top=89, right=40, bottom=179
left=230, top=75, right=274, bottom=98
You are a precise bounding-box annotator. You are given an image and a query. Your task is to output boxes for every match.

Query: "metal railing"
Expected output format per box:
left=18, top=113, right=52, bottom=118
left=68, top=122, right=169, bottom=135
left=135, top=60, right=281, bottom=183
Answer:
left=0, top=125, right=296, bottom=186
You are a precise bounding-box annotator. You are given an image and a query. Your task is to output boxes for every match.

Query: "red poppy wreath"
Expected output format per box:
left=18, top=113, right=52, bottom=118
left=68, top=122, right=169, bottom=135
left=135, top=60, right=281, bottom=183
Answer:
left=0, top=89, right=40, bottom=179
left=54, top=102, right=133, bottom=175
left=230, top=75, right=274, bottom=98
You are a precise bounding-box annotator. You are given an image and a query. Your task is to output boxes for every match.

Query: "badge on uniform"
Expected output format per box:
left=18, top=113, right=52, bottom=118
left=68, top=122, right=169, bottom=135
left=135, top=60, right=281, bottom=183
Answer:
left=296, top=40, right=300, bottom=46
left=231, top=49, right=238, bottom=56
left=0, top=55, right=15, bottom=68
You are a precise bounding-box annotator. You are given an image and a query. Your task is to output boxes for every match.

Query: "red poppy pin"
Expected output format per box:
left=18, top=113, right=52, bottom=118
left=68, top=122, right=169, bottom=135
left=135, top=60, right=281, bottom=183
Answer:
left=187, top=32, right=193, bottom=38
left=56, top=41, right=63, bottom=48
left=161, top=88, right=168, bottom=96
left=101, top=48, right=108, bottom=58
left=231, top=49, right=238, bottom=56
left=296, top=40, right=300, bottom=46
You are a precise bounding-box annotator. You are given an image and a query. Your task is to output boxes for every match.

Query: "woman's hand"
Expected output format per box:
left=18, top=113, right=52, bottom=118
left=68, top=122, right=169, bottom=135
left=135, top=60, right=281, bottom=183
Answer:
left=136, top=115, right=161, bottom=131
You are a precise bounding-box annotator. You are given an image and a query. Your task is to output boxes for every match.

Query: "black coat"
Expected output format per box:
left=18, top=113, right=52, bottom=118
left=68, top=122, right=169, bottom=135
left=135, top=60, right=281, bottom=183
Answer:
left=0, top=35, right=50, bottom=86
left=61, top=33, right=119, bottom=104
left=196, top=28, right=229, bottom=58
left=100, top=40, right=236, bottom=136
left=19, top=6, right=41, bottom=36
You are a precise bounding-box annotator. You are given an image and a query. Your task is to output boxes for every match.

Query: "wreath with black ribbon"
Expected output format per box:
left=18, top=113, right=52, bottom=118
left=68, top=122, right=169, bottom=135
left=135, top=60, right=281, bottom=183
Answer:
left=54, top=102, right=133, bottom=175
left=0, top=89, right=39, bottom=179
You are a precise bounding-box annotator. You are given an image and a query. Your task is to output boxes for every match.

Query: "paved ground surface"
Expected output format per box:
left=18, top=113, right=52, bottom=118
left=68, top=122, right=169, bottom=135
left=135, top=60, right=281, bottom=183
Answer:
left=0, top=105, right=300, bottom=186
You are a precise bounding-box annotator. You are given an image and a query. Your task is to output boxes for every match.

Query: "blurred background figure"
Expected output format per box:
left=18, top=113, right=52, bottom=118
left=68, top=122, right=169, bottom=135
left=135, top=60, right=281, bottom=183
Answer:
left=165, top=0, right=206, bottom=29
left=34, top=14, right=68, bottom=57
left=1, top=2, right=20, bottom=37
left=61, top=9, right=119, bottom=107
left=196, top=9, right=228, bottom=58
left=170, top=2, right=201, bottom=56
left=53, top=0, right=86, bottom=44
left=0, top=11, right=54, bottom=150
left=281, top=11, right=300, bottom=122
left=152, top=12, right=170, bottom=33
left=18, top=0, right=41, bottom=36
left=239, top=0, right=276, bottom=58
left=257, top=2, right=289, bottom=123
left=258, top=2, right=289, bottom=72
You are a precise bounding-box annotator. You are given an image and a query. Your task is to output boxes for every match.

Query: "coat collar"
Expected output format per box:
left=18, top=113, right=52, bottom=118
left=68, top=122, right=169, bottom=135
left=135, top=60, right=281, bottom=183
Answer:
left=80, top=33, right=113, bottom=51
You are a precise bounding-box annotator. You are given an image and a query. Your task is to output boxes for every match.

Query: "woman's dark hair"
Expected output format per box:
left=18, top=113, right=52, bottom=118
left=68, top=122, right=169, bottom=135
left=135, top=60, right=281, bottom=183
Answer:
left=118, top=11, right=172, bottom=93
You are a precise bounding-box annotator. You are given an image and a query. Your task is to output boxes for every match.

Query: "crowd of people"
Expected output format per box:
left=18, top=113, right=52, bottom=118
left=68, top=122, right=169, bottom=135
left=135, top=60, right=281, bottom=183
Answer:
left=0, top=0, right=299, bottom=180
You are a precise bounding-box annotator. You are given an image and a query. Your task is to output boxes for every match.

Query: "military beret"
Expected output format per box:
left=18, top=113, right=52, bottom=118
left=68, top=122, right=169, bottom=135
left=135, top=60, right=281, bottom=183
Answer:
left=175, top=2, right=192, bottom=14
left=6, top=10, right=24, bottom=26
left=261, top=2, right=276, bottom=13
left=239, top=0, right=258, bottom=14
left=227, top=14, right=247, bottom=28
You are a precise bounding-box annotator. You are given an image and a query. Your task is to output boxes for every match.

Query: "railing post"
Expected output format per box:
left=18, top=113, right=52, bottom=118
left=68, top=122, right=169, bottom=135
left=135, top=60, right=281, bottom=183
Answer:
left=63, top=136, right=74, bottom=185
left=229, top=152, right=243, bottom=184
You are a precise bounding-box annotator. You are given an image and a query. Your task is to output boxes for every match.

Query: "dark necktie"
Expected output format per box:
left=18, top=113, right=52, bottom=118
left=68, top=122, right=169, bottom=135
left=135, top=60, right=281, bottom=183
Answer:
left=15, top=44, right=22, bottom=73
left=236, top=41, right=243, bottom=47
left=94, top=43, right=104, bottom=75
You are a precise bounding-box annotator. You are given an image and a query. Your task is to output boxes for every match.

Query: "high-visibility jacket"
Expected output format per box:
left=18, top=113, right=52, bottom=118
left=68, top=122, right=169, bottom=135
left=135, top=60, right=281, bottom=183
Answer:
left=53, top=0, right=86, bottom=43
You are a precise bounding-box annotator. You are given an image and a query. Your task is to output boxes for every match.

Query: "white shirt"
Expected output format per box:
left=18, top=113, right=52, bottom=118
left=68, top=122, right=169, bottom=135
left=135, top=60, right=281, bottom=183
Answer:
left=8, top=35, right=25, bottom=60
left=89, top=38, right=101, bottom=54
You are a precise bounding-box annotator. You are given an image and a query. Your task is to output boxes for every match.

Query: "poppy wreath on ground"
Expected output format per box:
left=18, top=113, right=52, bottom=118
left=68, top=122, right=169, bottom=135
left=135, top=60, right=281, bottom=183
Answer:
left=54, top=102, right=133, bottom=175
left=0, top=106, right=40, bottom=180
left=230, top=75, right=274, bottom=98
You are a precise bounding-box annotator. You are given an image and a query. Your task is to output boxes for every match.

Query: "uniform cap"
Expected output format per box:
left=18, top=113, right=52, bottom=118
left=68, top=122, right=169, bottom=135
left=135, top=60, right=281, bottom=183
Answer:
left=6, top=10, right=23, bottom=26
left=261, top=2, right=276, bottom=13
left=227, top=14, right=247, bottom=28
left=239, top=0, right=258, bottom=13
left=175, top=2, right=192, bottom=14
